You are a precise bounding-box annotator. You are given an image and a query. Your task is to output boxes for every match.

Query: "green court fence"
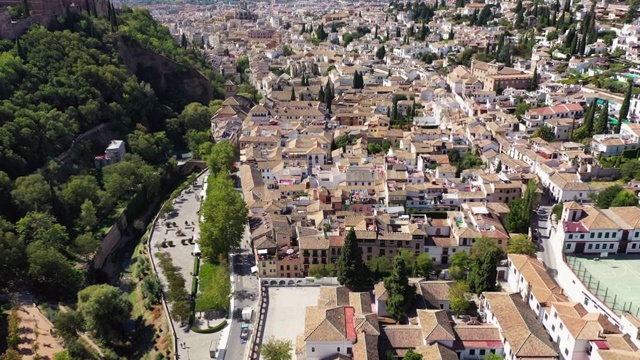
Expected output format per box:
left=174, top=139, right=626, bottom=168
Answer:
left=566, top=255, right=640, bottom=318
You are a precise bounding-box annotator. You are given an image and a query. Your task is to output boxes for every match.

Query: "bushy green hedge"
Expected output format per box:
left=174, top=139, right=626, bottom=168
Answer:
left=193, top=257, right=200, bottom=277
left=190, top=320, right=227, bottom=334
left=191, top=277, right=198, bottom=296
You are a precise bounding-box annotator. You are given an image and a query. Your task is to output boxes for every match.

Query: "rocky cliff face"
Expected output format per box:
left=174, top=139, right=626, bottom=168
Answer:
left=116, top=35, right=213, bottom=108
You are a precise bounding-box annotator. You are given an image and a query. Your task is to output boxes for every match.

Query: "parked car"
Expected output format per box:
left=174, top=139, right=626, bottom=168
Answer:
left=240, top=324, right=250, bottom=344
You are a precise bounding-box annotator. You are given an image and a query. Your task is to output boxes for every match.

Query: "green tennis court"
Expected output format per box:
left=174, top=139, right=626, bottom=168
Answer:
left=568, top=255, right=640, bottom=317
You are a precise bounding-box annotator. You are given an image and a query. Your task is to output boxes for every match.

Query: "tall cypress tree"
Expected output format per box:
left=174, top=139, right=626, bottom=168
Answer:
left=383, top=251, right=415, bottom=323
left=619, top=80, right=633, bottom=130
left=110, top=2, right=118, bottom=30
left=290, top=86, right=296, bottom=101
left=625, top=0, right=639, bottom=24
left=578, top=36, right=586, bottom=56
left=21, top=0, right=29, bottom=17
left=15, top=38, right=25, bottom=60
left=318, top=86, right=325, bottom=102
left=530, top=68, right=538, bottom=91
left=336, top=229, right=369, bottom=291
left=574, top=99, right=597, bottom=140
left=181, top=33, right=187, bottom=48
left=569, top=33, right=578, bottom=55
left=594, top=101, right=610, bottom=135
left=324, top=79, right=332, bottom=113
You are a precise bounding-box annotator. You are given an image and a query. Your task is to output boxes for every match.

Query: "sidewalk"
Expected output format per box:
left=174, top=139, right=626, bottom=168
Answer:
left=149, top=171, right=224, bottom=360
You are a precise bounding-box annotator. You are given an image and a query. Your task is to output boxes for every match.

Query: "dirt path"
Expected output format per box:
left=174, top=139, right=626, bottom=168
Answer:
left=57, top=305, right=105, bottom=358
left=16, top=304, right=64, bottom=360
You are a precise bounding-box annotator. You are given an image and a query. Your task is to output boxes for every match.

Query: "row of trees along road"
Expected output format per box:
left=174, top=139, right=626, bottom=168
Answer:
left=199, top=141, right=249, bottom=262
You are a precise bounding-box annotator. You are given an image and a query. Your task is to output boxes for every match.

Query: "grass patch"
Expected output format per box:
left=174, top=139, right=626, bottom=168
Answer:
left=587, top=179, right=626, bottom=189
left=195, top=261, right=230, bottom=312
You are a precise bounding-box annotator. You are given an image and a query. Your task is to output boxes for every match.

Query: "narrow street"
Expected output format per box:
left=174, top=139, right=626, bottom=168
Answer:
left=535, top=204, right=559, bottom=275
left=224, top=188, right=260, bottom=360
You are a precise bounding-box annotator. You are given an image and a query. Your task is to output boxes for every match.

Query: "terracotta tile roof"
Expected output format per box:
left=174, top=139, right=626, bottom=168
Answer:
left=529, top=103, right=583, bottom=116
left=373, top=282, right=388, bottom=301
left=417, top=310, right=457, bottom=342
left=603, top=333, right=639, bottom=352
left=349, top=292, right=373, bottom=315
left=352, top=331, right=379, bottom=360
left=318, top=286, right=351, bottom=307
left=552, top=302, right=621, bottom=340
left=580, top=206, right=621, bottom=230
left=484, top=292, right=558, bottom=358
left=419, top=281, right=453, bottom=309
left=413, top=343, right=459, bottom=360
left=453, top=324, right=502, bottom=342
left=597, top=349, right=640, bottom=360
left=378, top=325, right=424, bottom=350
left=304, top=306, right=355, bottom=342
left=508, top=254, right=567, bottom=305
left=354, top=313, right=380, bottom=336
left=605, top=207, right=640, bottom=229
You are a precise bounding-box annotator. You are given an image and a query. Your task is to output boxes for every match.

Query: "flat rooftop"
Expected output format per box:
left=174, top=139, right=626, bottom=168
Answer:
left=568, top=255, right=640, bottom=317
left=261, top=287, right=321, bottom=358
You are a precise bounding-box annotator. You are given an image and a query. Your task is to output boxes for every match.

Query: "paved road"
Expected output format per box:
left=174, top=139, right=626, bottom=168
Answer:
left=535, top=204, right=559, bottom=274
left=226, top=248, right=259, bottom=359
left=224, top=191, right=260, bottom=360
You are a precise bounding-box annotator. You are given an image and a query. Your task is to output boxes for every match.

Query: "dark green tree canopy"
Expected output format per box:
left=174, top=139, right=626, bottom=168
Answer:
left=383, top=250, right=416, bottom=322
left=200, top=172, right=248, bottom=261
left=77, top=284, right=133, bottom=341
left=337, top=228, right=370, bottom=291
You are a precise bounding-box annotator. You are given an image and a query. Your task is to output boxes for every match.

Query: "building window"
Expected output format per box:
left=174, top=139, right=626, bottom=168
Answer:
left=560, top=323, right=564, bottom=330
left=610, top=243, right=614, bottom=249
left=598, top=233, right=602, bottom=239
left=568, top=234, right=573, bottom=239
left=590, top=233, right=595, bottom=238
left=565, top=348, right=569, bottom=356
left=588, top=244, right=593, bottom=249
left=311, top=348, right=315, bottom=352
left=480, top=349, right=486, bottom=355
left=469, top=350, right=475, bottom=355
left=347, top=348, right=352, bottom=355
left=605, top=232, right=610, bottom=238
left=337, top=347, right=340, bottom=352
